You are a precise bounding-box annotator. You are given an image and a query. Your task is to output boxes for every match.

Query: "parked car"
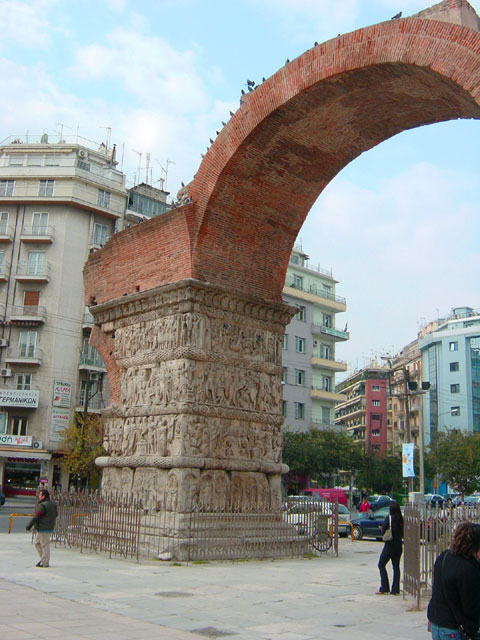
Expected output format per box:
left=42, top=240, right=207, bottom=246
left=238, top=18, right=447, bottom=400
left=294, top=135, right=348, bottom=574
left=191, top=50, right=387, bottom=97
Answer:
left=428, top=494, right=445, bottom=508
left=301, top=488, right=348, bottom=506
left=351, top=506, right=403, bottom=540
left=462, top=495, right=480, bottom=506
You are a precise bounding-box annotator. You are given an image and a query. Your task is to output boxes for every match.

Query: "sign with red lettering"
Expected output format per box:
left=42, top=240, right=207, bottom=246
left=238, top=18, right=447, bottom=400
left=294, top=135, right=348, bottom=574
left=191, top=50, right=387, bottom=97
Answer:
left=52, top=379, right=72, bottom=408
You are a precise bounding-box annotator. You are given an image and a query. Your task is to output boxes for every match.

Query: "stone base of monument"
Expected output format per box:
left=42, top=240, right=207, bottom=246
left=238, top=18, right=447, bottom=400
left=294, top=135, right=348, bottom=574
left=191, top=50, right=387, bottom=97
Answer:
left=137, top=511, right=312, bottom=561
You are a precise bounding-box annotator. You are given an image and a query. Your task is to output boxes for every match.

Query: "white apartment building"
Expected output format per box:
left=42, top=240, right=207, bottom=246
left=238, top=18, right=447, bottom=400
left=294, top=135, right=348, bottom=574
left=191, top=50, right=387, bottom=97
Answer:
left=0, top=133, right=127, bottom=495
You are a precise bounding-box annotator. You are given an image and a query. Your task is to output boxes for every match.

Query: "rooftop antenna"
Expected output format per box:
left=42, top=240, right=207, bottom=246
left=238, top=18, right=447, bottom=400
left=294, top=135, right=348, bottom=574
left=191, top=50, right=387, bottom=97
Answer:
left=132, top=149, right=142, bottom=185
left=145, top=153, right=151, bottom=185
left=163, top=158, right=175, bottom=191
left=101, top=126, right=111, bottom=150
left=155, top=177, right=165, bottom=190
left=54, top=122, right=65, bottom=140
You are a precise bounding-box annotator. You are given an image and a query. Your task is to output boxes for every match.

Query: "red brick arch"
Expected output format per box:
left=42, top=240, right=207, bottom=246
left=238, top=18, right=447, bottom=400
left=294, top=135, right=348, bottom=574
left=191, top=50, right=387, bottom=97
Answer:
left=84, top=16, right=480, bottom=309
left=189, top=17, right=480, bottom=303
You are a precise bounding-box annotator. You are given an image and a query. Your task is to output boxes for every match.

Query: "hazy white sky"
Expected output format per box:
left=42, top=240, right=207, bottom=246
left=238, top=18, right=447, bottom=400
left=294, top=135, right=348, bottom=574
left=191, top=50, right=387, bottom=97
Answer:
left=1, top=0, right=479, bottom=373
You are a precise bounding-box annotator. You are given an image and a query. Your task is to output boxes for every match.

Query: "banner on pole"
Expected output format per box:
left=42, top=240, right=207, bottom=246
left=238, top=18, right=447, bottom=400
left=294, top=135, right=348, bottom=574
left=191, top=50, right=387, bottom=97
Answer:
left=402, top=443, right=415, bottom=478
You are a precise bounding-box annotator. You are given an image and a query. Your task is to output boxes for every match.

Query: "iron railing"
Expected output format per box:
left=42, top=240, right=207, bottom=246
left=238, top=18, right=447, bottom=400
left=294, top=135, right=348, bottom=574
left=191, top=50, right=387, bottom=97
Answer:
left=50, top=491, right=339, bottom=563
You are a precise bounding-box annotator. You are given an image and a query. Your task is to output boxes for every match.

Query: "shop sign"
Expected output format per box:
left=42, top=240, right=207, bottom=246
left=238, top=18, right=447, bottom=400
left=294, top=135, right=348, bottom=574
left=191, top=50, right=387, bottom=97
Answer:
left=0, top=389, right=39, bottom=408
left=50, top=408, right=70, bottom=442
left=0, top=434, right=33, bottom=447
left=52, top=379, right=72, bottom=408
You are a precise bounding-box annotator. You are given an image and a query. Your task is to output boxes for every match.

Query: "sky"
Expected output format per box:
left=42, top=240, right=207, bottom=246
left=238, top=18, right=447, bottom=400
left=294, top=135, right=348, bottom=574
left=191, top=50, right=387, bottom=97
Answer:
left=1, top=0, right=479, bottom=375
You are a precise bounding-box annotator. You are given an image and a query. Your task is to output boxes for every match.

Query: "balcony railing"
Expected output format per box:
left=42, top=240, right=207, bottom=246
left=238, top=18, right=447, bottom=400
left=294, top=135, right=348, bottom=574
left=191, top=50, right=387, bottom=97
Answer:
left=311, top=324, right=349, bottom=341
left=89, top=234, right=110, bottom=248
left=79, top=351, right=106, bottom=369
left=286, top=280, right=346, bottom=305
left=0, top=225, right=13, bottom=241
left=76, top=395, right=106, bottom=412
left=9, top=304, right=47, bottom=323
left=82, top=309, right=94, bottom=328
left=5, top=346, right=43, bottom=363
left=20, top=225, right=55, bottom=242
left=15, top=261, right=51, bottom=281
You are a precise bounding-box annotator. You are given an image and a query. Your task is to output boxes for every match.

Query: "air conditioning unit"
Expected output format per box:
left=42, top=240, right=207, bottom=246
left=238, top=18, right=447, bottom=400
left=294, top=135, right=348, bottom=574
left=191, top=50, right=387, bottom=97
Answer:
left=0, top=368, right=12, bottom=377
left=313, top=340, right=319, bottom=347
left=0, top=339, right=8, bottom=347
left=78, top=149, right=87, bottom=158
left=33, top=440, right=42, bottom=449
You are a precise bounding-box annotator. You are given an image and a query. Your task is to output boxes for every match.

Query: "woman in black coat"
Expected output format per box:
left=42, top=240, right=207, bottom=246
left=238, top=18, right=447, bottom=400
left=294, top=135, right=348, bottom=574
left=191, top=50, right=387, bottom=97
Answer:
left=377, top=501, right=403, bottom=595
left=427, top=522, right=480, bottom=640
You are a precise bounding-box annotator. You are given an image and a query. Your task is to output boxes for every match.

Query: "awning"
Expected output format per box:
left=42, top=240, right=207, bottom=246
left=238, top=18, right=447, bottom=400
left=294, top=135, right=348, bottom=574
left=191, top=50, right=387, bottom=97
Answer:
left=0, top=448, right=51, bottom=461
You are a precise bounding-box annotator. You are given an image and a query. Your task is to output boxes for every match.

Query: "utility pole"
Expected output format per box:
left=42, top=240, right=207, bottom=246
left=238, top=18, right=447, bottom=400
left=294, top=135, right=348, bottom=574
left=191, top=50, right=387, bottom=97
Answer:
left=403, top=367, right=413, bottom=494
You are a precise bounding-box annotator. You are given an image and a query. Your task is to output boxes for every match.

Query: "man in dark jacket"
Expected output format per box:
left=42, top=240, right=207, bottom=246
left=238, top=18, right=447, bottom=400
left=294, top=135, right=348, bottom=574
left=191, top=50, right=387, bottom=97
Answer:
left=26, top=489, right=57, bottom=567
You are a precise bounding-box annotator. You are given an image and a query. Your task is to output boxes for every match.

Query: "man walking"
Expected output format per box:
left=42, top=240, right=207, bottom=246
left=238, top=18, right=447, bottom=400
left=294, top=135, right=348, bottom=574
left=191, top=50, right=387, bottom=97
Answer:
left=26, top=489, right=57, bottom=567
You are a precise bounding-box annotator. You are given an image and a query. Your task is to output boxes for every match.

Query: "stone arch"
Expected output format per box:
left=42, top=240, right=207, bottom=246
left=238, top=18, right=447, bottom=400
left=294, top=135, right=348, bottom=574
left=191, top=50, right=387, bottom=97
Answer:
left=188, top=15, right=480, bottom=303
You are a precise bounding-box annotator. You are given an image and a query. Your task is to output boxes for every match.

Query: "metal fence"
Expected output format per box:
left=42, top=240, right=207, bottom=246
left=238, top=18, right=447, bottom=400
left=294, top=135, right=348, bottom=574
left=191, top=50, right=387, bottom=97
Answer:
left=403, top=503, right=480, bottom=606
left=50, top=491, right=339, bottom=562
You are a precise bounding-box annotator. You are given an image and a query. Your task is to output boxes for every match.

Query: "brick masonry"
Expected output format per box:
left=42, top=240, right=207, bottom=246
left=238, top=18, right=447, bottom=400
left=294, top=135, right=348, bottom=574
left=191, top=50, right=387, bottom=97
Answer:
left=85, top=7, right=480, bottom=309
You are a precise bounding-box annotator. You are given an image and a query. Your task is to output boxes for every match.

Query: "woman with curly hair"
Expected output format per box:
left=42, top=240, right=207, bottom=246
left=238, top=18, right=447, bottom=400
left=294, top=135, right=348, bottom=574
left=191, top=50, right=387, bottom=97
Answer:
left=427, top=522, right=480, bottom=639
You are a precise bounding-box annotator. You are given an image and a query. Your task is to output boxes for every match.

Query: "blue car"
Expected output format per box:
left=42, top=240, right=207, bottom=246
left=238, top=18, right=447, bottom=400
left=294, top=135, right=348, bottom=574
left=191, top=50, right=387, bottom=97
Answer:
left=351, top=507, right=391, bottom=540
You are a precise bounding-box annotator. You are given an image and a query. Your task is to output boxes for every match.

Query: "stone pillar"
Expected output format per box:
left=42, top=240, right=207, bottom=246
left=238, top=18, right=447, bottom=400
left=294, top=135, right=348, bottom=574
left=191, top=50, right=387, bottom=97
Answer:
left=92, top=279, right=293, bottom=518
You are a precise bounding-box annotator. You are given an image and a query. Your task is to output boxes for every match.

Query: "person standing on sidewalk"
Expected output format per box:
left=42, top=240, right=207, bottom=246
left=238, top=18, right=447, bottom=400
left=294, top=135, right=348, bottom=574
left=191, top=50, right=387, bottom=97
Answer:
left=26, top=489, right=57, bottom=568
left=376, top=501, right=403, bottom=595
left=427, top=522, right=480, bottom=640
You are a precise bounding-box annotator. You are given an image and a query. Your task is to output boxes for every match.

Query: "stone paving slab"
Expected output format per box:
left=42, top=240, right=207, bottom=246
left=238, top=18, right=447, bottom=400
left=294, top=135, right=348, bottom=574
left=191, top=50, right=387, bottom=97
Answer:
left=0, top=533, right=429, bottom=639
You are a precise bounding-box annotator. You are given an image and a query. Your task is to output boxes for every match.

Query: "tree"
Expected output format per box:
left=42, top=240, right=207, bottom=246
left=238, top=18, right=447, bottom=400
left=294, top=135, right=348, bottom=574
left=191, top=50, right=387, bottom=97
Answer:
left=427, top=429, right=480, bottom=495
left=60, top=413, right=106, bottom=488
left=356, top=452, right=403, bottom=495
left=282, top=427, right=361, bottom=485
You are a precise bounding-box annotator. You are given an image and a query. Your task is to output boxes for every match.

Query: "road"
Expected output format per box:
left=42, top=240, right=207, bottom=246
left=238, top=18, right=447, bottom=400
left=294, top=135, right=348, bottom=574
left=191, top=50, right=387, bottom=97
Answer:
left=0, top=496, right=36, bottom=533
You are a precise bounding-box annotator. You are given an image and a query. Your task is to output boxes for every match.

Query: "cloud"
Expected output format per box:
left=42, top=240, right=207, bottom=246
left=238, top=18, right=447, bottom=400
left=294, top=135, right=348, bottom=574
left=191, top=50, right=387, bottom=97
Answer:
left=0, top=0, right=58, bottom=49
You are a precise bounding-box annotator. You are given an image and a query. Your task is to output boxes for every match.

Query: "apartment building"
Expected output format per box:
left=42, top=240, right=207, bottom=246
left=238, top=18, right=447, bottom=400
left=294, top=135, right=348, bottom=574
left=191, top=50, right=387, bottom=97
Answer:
left=0, top=133, right=127, bottom=495
left=282, top=244, right=348, bottom=433
left=334, top=365, right=392, bottom=453
left=419, top=306, right=480, bottom=442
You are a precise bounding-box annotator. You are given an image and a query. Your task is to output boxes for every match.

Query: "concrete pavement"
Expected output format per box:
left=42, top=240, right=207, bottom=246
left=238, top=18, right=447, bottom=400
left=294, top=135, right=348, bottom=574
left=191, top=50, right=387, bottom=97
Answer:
left=1, top=533, right=429, bottom=639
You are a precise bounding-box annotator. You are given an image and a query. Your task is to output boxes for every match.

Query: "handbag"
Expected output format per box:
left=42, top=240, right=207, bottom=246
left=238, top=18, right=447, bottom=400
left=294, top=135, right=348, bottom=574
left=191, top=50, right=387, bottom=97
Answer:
left=382, top=516, right=393, bottom=541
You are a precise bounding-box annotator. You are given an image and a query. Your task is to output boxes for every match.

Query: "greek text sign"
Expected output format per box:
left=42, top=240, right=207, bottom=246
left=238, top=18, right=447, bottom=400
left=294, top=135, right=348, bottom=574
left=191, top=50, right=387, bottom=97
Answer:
left=52, top=379, right=72, bottom=408
left=50, top=409, right=70, bottom=442
left=0, top=434, right=33, bottom=447
left=0, top=389, right=39, bottom=408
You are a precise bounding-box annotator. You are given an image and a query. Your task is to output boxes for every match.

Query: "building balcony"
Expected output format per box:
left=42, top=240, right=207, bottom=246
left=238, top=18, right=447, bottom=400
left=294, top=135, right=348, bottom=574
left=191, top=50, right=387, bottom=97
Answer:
left=5, top=346, right=43, bottom=365
left=311, top=355, right=348, bottom=372
left=0, top=261, right=10, bottom=282
left=89, top=234, right=110, bottom=251
left=79, top=351, right=106, bottom=372
left=15, top=262, right=51, bottom=283
left=311, top=324, right=349, bottom=341
left=0, top=226, right=14, bottom=243
left=310, top=387, right=346, bottom=402
left=75, top=395, right=106, bottom=413
left=20, top=225, right=54, bottom=243
left=9, top=304, right=47, bottom=325
left=283, top=282, right=346, bottom=312
left=82, top=308, right=94, bottom=329
left=335, top=404, right=365, bottom=420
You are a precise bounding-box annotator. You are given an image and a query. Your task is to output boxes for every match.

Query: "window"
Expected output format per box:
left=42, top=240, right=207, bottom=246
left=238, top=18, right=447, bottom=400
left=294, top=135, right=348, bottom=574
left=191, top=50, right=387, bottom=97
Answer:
left=97, top=189, right=111, bottom=208
left=0, top=212, right=8, bottom=234
left=372, top=429, right=380, bottom=436
left=322, top=376, right=331, bottom=392
left=38, top=179, right=54, bottom=197
left=32, top=212, right=49, bottom=235
left=282, top=401, right=288, bottom=417
left=0, top=412, right=7, bottom=434
left=45, top=154, right=61, bottom=166
left=79, top=379, right=95, bottom=406
left=371, top=413, right=381, bottom=421
left=295, top=305, right=306, bottom=321
left=295, top=369, right=305, bottom=385
left=24, top=291, right=40, bottom=307
left=450, top=384, right=460, bottom=394
left=322, top=406, right=330, bottom=424
left=372, top=400, right=380, bottom=406
left=11, top=417, right=28, bottom=436
left=292, top=274, right=303, bottom=290
left=27, top=251, right=46, bottom=275
left=93, top=223, right=108, bottom=246
left=372, top=385, right=381, bottom=392
left=18, top=331, right=36, bottom=358
left=289, top=254, right=299, bottom=265
left=295, top=337, right=306, bottom=353
left=372, top=444, right=381, bottom=451
left=283, top=334, right=288, bottom=350
left=451, top=406, right=461, bottom=416
left=322, top=284, right=332, bottom=294
left=450, top=362, right=459, bottom=372
left=282, top=367, right=288, bottom=384
left=323, top=313, right=332, bottom=327
left=322, top=344, right=331, bottom=360
left=0, top=250, right=4, bottom=270
left=15, top=373, right=32, bottom=390
left=0, top=180, right=15, bottom=196
left=449, top=342, right=458, bottom=352
left=294, top=402, right=305, bottom=419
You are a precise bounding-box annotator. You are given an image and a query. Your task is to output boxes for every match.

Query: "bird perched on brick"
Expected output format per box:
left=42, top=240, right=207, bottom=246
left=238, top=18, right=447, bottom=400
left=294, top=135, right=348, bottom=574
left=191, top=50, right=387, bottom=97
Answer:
left=209, top=138, right=214, bottom=144
left=285, top=58, right=290, bottom=64
left=391, top=11, right=402, bottom=19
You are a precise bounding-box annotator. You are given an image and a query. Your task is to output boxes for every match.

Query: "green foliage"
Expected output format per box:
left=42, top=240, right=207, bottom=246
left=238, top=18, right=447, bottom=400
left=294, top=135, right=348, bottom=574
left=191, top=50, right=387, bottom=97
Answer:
left=356, top=452, right=403, bottom=495
left=60, top=412, right=106, bottom=483
left=427, top=429, right=480, bottom=495
left=282, top=427, right=362, bottom=482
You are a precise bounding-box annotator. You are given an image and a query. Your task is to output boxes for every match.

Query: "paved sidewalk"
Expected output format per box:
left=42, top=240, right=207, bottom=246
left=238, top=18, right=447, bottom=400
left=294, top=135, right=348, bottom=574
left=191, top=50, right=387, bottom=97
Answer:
left=1, top=533, right=429, bottom=639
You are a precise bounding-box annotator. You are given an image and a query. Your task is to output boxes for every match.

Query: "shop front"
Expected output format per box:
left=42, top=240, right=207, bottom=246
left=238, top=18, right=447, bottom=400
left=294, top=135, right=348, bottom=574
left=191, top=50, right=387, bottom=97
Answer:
left=0, top=435, right=51, bottom=496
